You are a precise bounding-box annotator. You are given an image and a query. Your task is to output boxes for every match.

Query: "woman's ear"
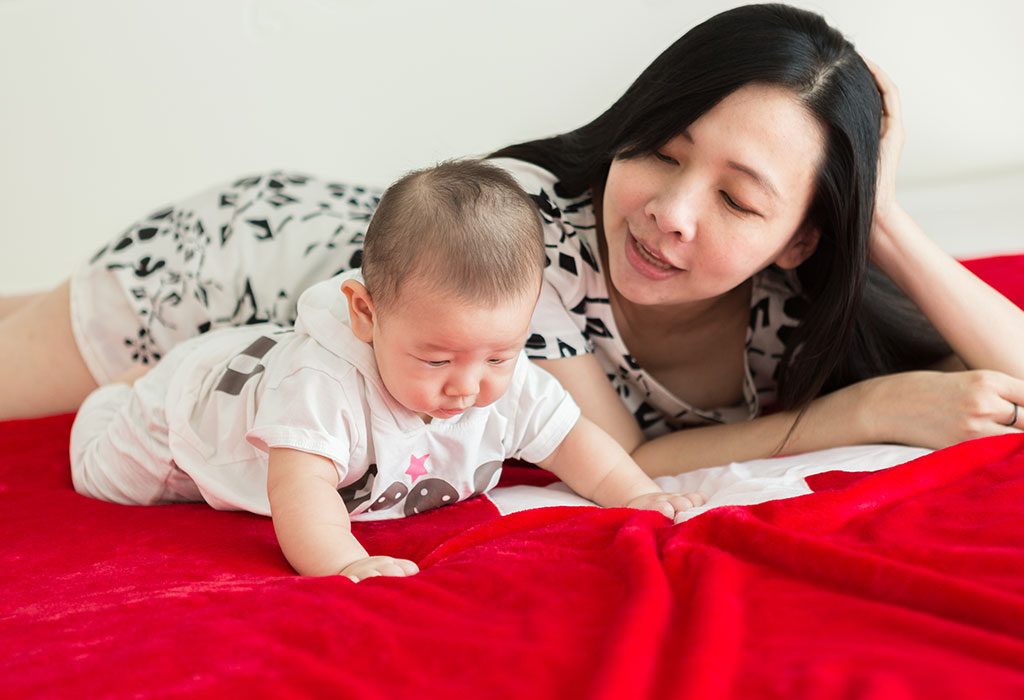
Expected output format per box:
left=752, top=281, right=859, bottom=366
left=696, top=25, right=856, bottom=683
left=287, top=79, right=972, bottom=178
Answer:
left=774, top=223, right=821, bottom=269
left=341, top=280, right=376, bottom=343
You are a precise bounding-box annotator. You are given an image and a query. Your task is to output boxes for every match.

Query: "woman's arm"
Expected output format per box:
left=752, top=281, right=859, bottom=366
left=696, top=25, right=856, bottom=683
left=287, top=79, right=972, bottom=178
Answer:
left=633, top=369, right=1024, bottom=476
left=532, top=356, right=646, bottom=453
left=865, top=60, right=1024, bottom=379
left=871, top=204, right=1024, bottom=378
left=533, top=354, right=866, bottom=473
left=536, top=355, right=1024, bottom=478
left=535, top=354, right=893, bottom=473
left=632, top=381, right=873, bottom=476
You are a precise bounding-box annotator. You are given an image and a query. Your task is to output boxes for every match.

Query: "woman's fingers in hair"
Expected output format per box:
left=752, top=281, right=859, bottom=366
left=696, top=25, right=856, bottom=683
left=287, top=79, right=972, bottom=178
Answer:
left=860, top=56, right=904, bottom=149
left=860, top=56, right=901, bottom=118
left=859, top=55, right=904, bottom=226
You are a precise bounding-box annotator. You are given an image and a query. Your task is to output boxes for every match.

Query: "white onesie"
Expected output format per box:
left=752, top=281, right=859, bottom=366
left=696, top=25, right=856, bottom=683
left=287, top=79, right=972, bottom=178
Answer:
left=70, top=270, right=581, bottom=521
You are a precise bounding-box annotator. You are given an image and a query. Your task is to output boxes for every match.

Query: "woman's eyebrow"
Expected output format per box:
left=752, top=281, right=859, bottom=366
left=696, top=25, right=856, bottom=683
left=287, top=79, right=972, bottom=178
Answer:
left=726, top=161, right=781, bottom=200
left=680, top=130, right=781, bottom=200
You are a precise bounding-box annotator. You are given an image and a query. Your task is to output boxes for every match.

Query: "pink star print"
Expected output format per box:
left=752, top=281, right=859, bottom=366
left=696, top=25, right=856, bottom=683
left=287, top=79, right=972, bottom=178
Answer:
left=405, top=453, right=430, bottom=482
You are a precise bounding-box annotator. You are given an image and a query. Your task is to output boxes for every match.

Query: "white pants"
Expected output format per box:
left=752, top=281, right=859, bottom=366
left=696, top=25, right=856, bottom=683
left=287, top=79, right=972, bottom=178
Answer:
left=69, top=365, right=202, bottom=506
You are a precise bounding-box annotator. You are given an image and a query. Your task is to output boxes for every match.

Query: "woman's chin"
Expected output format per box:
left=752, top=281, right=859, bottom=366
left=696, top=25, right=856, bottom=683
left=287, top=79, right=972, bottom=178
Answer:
left=610, top=263, right=688, bottom=307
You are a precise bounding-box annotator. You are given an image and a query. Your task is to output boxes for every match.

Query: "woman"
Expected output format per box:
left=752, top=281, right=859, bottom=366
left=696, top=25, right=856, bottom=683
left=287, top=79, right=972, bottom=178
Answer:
left=2, top=4, right=1022, bottom=474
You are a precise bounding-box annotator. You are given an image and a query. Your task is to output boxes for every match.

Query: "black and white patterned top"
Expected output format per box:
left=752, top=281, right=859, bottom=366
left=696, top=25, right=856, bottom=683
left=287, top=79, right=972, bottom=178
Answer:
left=74, top=158, right=804, bottom=438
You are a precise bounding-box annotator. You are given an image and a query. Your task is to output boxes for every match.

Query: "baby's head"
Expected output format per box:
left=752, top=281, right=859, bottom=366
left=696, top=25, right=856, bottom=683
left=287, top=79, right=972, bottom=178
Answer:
left=342, top=159, right=544, bottom=421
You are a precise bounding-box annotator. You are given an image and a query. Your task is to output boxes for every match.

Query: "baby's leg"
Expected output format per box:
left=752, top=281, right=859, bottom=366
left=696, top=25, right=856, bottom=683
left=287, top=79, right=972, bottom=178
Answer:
left=69, top=382, right=180, bottom=505
left=0, top=281, right=98, bottom=420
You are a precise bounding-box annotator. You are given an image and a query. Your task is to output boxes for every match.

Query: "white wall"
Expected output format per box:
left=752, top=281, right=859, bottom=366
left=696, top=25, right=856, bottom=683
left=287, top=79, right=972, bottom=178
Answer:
left=1, top=0, right=1022, bottom=294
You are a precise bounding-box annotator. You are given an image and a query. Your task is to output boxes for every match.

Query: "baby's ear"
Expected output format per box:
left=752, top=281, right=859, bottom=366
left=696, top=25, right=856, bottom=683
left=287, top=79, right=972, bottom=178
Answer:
left=774, top=222, right=820, bottom=270
left=341, top=280, right=376, bottom=343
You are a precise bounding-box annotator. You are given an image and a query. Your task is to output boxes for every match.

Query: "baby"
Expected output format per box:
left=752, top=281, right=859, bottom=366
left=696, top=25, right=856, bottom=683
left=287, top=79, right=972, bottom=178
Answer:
left=70, top=159, right=703, bottom=581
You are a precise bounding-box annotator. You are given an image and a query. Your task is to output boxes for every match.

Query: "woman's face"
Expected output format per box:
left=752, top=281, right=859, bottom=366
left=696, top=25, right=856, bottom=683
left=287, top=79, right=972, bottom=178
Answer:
left=601, top=83, right=826, bottom=308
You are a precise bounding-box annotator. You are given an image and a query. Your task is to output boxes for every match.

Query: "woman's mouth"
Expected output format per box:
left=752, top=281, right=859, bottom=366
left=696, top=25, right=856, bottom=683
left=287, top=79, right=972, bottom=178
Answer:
left=625, top=232, right=683, bottom=279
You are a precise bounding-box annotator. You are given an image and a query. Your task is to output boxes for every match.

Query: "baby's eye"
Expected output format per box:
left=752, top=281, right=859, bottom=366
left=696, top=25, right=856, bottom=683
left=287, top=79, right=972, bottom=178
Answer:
left=424, top=360, right=449, bottom=367
left=487, top=357, right=513, bottom=365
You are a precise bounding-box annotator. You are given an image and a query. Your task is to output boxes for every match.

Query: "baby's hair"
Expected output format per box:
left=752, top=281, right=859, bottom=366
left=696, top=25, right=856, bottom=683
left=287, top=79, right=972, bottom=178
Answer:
left=361, top=159, right=545, bottom=313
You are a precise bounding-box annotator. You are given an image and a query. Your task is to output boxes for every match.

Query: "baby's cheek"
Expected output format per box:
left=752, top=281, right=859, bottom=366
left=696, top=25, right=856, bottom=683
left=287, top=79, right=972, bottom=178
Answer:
left=408, top=383, right=438, bottom=408
left=480, top=378, right=511, bottom=405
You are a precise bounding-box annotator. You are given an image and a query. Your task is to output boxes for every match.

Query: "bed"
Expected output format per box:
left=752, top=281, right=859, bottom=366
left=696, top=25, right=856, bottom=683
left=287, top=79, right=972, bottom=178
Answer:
left=3, top=255, right=1024, bottom=699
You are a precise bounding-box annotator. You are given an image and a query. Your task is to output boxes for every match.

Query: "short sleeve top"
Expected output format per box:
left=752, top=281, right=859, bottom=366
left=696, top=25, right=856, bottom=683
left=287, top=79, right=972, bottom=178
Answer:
left=164, top=270, right=581, bottom=520
left=489, top=158, right=807, bottom=439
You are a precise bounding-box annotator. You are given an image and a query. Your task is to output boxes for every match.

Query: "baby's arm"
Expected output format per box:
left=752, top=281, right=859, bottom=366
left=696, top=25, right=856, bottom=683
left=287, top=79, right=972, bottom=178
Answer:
left=266, top=447, right=418, bottom=581
left=536, top=417, right=703, bottom=520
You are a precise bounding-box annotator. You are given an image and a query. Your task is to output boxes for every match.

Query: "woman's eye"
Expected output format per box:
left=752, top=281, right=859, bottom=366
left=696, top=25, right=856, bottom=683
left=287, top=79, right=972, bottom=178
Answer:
left=653, top=151, right=678, bottom=165
left=720, top=191, right=755, bottom=215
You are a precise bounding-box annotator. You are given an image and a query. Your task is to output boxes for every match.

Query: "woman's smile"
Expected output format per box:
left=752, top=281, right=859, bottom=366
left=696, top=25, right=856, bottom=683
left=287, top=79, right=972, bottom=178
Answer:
left=625, top=230, right=685, bottom=280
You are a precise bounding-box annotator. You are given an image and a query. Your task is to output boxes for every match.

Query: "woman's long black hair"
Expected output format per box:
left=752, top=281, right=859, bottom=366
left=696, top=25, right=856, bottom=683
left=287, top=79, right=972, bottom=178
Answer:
left=492, top=3, right=949, bottom=411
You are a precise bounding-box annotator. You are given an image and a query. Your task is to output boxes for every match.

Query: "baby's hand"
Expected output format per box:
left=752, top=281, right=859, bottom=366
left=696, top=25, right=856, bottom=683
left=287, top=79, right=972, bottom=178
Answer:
left=626, top=491, right=705, bottom=521
left=340, top=555, right=419, bottom=583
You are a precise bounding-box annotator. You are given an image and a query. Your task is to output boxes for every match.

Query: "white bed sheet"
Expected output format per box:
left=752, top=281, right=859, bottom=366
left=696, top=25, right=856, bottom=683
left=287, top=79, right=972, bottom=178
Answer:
left=490, top=444, right=930, bottom=522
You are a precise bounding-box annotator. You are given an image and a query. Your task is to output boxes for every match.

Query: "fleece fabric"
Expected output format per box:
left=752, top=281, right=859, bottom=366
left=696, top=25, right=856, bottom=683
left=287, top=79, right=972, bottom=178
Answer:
left=2, top=254, right=1024, bottom=699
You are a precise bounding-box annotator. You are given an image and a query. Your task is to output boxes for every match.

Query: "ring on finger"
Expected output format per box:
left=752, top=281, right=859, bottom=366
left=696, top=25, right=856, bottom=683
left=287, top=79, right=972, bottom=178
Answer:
left=1006, top=402, right=1020, bottom=428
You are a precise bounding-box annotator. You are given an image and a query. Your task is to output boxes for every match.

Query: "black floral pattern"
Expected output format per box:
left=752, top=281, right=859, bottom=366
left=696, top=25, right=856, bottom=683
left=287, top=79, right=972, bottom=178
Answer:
left=82, top=171, right=382, bottom=381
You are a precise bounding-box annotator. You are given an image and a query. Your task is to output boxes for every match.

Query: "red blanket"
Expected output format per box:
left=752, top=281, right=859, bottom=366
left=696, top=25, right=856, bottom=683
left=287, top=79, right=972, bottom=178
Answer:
left=3, top=255, right=1024, bottom=699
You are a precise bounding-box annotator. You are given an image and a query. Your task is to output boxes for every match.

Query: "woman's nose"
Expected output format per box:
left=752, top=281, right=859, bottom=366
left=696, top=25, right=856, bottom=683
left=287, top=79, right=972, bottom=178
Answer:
left=645, top=180, right=698, bottom=243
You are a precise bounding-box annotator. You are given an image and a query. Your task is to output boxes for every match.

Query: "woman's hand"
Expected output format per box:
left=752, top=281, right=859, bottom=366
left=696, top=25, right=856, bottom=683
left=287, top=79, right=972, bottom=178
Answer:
left=860, top=370, right=1024, bottom=449
left=862, top=56, right=907, bottom=258
left=857, top=57, right=1024, bottom=382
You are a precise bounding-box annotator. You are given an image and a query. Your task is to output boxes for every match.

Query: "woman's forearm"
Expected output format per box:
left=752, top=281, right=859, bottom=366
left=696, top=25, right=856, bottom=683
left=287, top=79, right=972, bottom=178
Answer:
left=632, top=380, right=878, bottom=477
left=871, top=205, right=1024, bottom=379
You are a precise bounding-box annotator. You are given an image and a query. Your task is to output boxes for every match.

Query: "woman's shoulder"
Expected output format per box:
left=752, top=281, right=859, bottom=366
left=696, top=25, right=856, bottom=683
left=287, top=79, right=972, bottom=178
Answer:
left=487, top=158, right=596, bottom=225
left=748, top=266, right=807, bottom=348
left=486, top=156, right=562, bottom=195
left=485, top=159, right=604, bottom=359
left=487, top=156, right=601, bottom=273
left=744, top=266, right=809, bottom=412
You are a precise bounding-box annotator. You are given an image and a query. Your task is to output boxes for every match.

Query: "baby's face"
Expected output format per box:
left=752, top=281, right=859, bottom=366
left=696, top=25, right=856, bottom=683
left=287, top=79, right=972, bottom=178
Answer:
left=371, top=288, right=537, bottom=421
